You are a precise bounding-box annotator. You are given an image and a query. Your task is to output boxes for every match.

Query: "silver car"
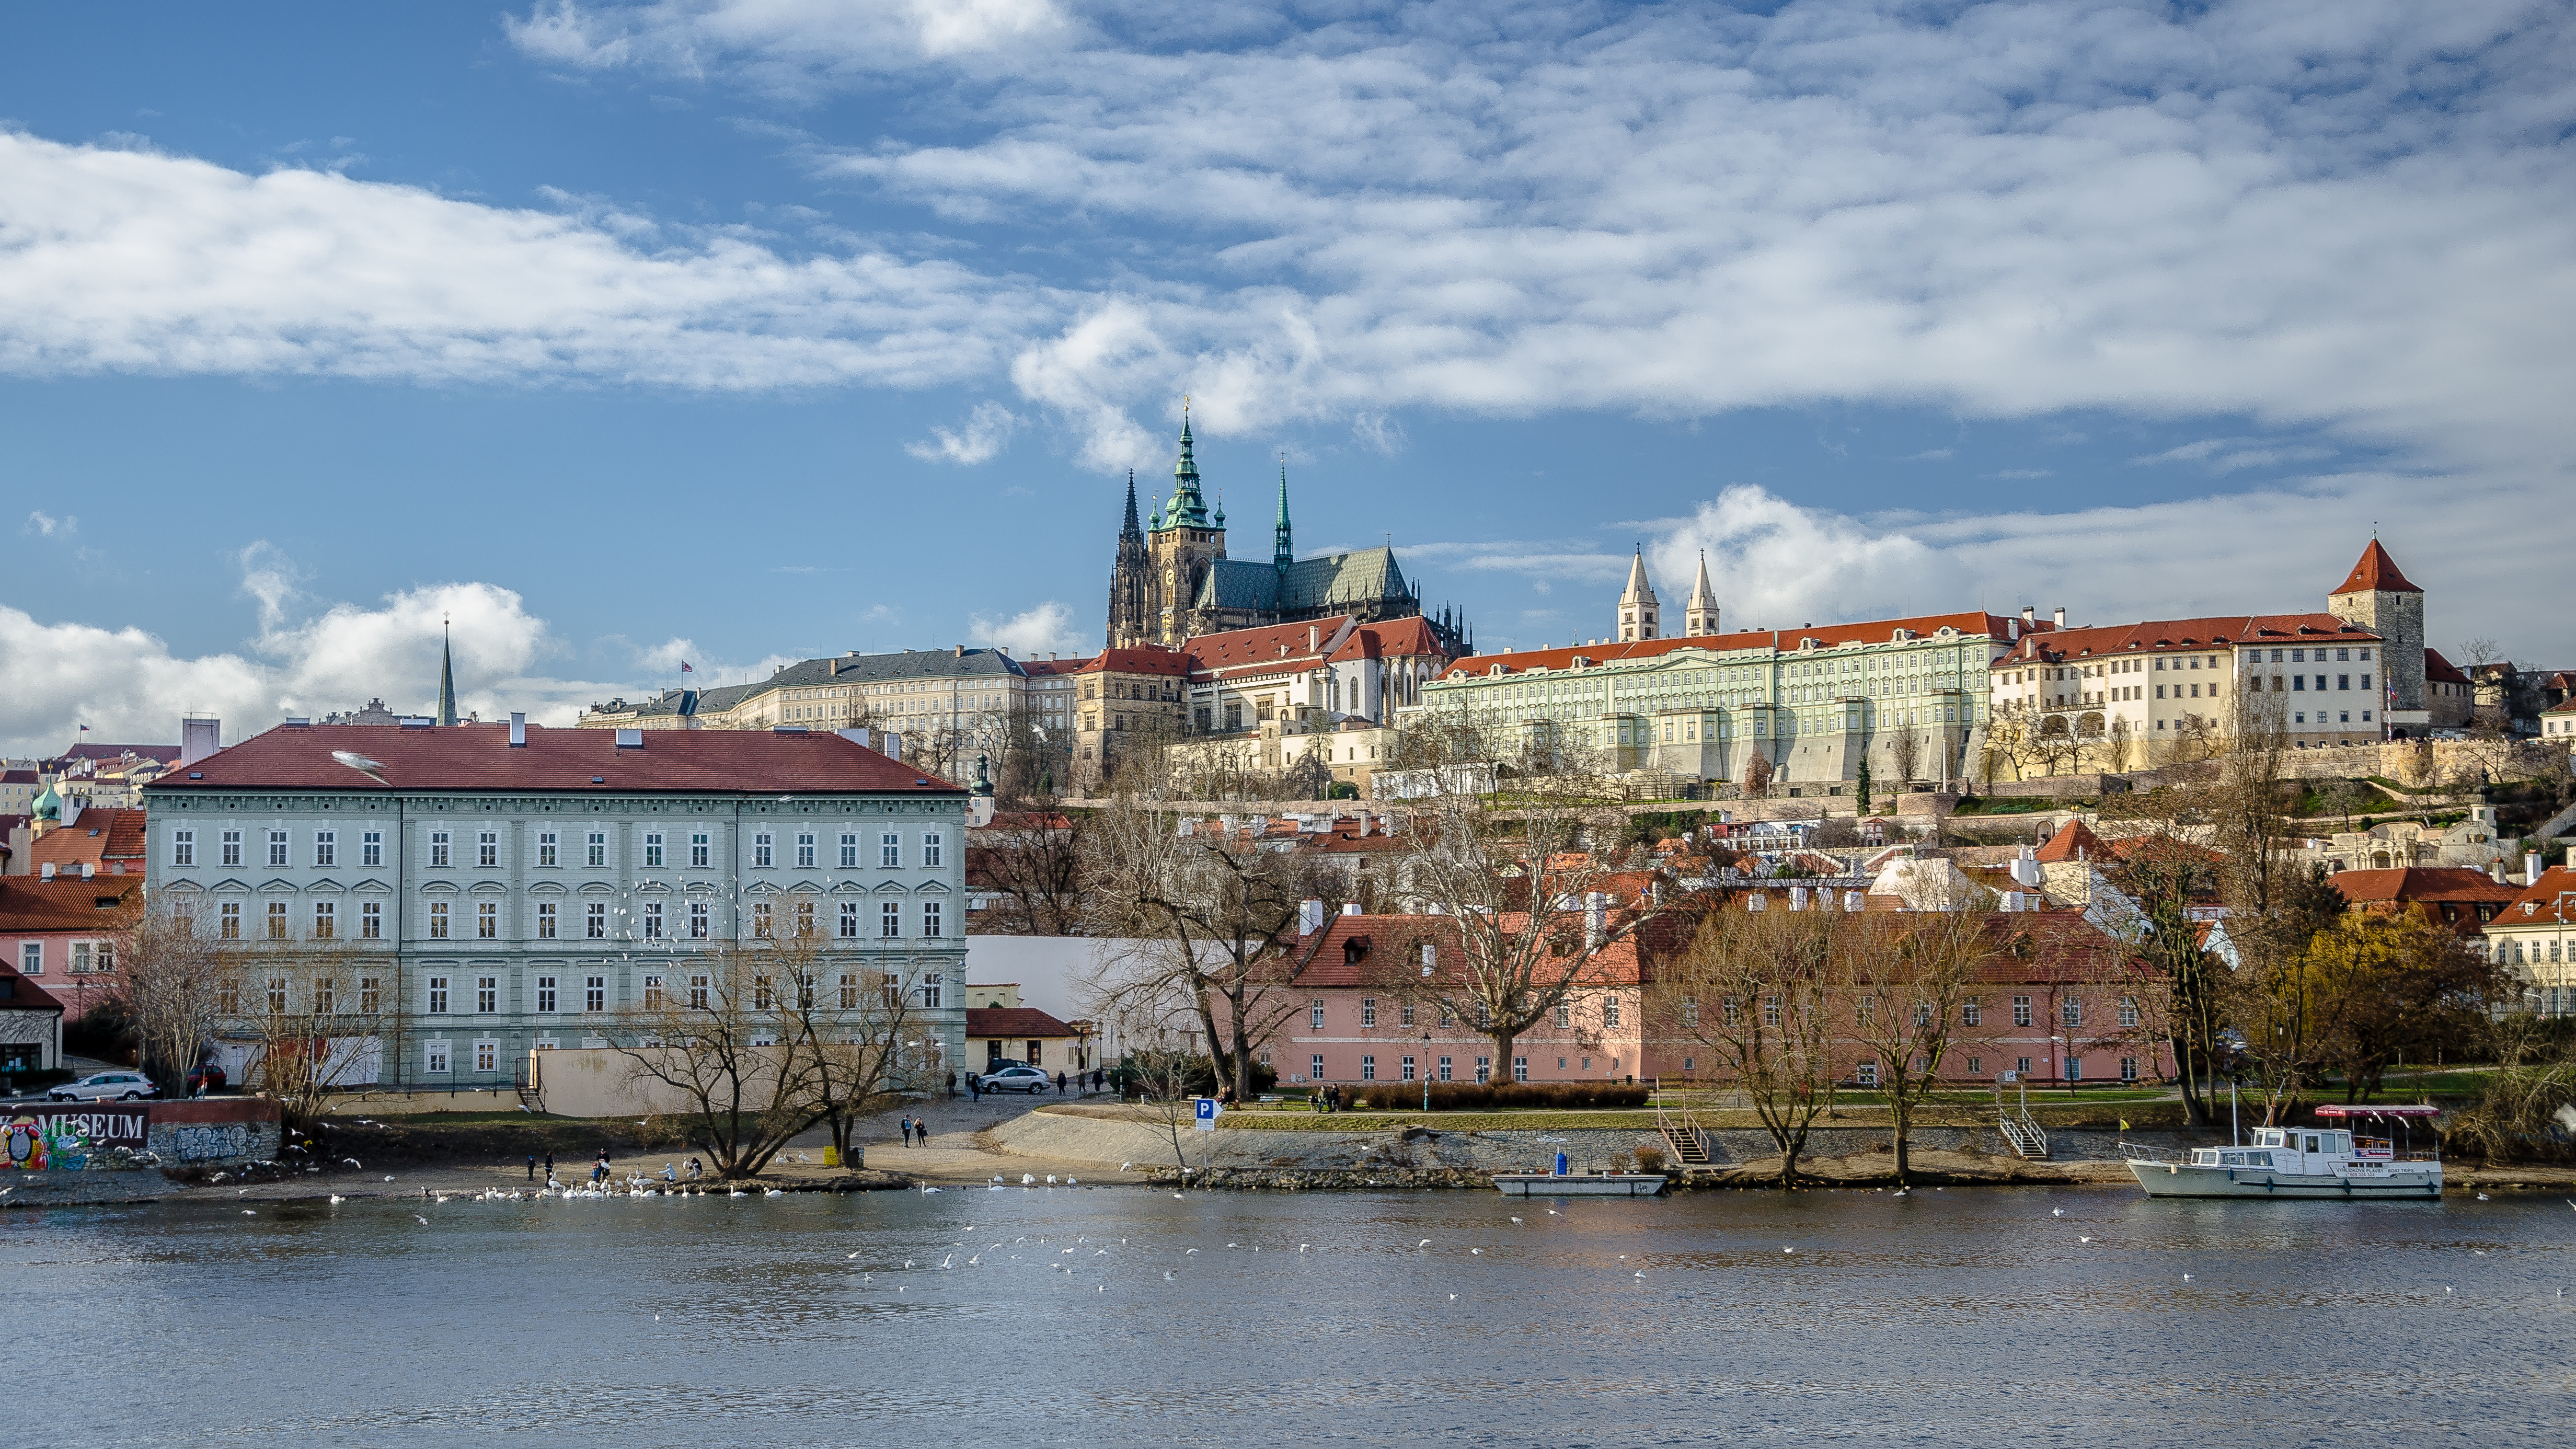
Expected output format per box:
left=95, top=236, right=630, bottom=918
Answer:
left=978, top=1065, right=1052, bottom=1095
left=49, top=1071, right=159, bottom=1102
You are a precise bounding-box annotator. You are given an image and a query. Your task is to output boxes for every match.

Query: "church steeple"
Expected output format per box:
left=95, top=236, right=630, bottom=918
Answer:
left=1617, top=548, right=1660, bottom=642
left=1162, top=402, right=1211, bottom=530
left=1683, top=549, right=1719, bottom=637
left=1273, top=455, right=1293, bottom=571
left=435, top=616, right=461, bottom=726
left=1120, top=469, right=1143, bottom=543
left=1108, top=470, right=1153, bottom=649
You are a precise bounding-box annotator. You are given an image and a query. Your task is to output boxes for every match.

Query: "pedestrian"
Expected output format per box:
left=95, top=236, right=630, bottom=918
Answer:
left=544, top=1149, right=555, bottom=1181
left=687, top=1157, right=703, bottom=1181
left=1091, top=1067, right=1104, bottom=1094
left=946, top=1070, right=957, bottom=1098
left=661, top=1162, right=676, bottom=1183
left=968, top=1073, right=981, bottom=1103
left=526, top=1153, right=537, bottom=1181
left=1055, top=1070, right=1067, bottom=1096
left=900, top=1114, right=914, bottom=1147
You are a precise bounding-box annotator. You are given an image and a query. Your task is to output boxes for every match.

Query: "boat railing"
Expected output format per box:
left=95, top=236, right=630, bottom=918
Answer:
left=2120, top=1140, right=2184, bottom=1164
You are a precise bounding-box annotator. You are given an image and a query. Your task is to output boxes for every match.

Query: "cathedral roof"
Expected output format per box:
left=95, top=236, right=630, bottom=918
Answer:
left=1190, top=547, right=1413, bottom=613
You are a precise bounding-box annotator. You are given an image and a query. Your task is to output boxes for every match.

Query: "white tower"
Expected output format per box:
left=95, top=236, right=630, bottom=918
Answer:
left=1683, top=550, right=1719, bottom=637
left=1617, top=548, right=1660, bottom=642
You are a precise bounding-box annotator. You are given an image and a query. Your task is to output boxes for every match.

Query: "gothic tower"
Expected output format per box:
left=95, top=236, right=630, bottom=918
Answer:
left=435, top=616, right=461, bottom=726
left=1273, top=456, right=1294, bottom=573
left=1683, top=549, right=1720, bottom=637
left=1146, top=407, right=1226, bottom=646
left=1617, top=548, right=1660, bottom=642
left=2327, top=537, right=2426, bottom=724
left=1106, top=470, right=1153, bottom=648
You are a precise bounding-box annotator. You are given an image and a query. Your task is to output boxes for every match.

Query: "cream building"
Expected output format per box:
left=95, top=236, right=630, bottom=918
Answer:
left=2486, top=864, right=2574, bottom=1015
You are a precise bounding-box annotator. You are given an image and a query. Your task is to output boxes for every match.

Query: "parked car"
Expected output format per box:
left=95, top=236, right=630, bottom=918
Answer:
left=978, top=1065, right=1052, bottom=1094
left=49, top=1071, right=160, bottom=1102
left=185, top=1063, right=228, bottom=1094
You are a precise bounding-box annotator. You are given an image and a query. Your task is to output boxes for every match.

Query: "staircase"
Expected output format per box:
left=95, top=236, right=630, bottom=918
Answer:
left=1654, top=1085, right=1714, bottom=1166
left=514, top=1060, right=545, bottom=1115
left=1998, top=1111, right=2050, bottom=1159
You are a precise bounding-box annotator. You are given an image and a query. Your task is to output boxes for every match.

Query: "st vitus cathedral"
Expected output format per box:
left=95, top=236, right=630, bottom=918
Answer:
left=1105, top=410, right=1473, bottom=653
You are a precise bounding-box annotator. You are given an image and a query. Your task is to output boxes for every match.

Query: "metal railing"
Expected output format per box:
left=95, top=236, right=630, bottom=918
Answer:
left=1652, top=1080, right=1713, bottom=1165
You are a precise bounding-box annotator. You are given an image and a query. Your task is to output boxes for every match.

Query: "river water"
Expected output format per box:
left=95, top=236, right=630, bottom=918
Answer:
left=10, top=1183, right=2572, bottom=1446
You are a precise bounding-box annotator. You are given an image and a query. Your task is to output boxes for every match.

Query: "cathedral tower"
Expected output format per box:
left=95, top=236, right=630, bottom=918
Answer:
left=1107, top=471, right=1154, bottom=648
left=1683, top=550, right=1720, bottom=637
left=1145, top=407, right=1226, bottom=647
left=1617, top=548, right=1660, bottom=642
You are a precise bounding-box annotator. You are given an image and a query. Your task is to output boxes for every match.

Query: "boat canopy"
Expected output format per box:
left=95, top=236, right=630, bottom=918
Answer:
left=2313, top=1104, right=2440, bottom=1119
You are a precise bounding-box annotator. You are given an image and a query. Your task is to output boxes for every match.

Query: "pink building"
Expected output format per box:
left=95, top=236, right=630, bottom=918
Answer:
left=0, top=875, right=143, bottom=1023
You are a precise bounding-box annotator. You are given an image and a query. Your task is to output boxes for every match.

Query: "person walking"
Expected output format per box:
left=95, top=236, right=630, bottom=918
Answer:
left=1091, top=1067, right=1104, bottom=1095
left=945, top=1070, right=957, bottom=1098
left=543, top=1149, right=555, bottom=1181
left=526, top=1153, right=537, bottom=1181
left=1055, top=1070, right=1067, bottom=1096
left=968, top=1072, right=981, bottom=1103
left=900, top=1114, right=915, bottom=1147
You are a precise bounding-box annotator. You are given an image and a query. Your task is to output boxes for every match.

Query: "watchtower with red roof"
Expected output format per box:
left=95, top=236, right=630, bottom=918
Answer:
left=2327, top=538, right=2426, bottom=727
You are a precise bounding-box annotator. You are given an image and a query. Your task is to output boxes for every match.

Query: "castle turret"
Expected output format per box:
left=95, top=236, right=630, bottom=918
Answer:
left=2327, top=537, right=2427, bottom=730
left=1617, top=548, right=1660, bottom=642
left=1683, top=549, right=1720, bottom=637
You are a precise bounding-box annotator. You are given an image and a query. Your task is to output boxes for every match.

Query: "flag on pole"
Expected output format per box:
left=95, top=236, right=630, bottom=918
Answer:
left=78, top=723, right=90, bottom=733
left=681, top=661, right=694, bottom=674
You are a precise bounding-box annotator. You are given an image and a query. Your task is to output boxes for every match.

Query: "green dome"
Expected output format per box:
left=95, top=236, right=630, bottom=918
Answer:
left=31, top=779, right=60, bottom=822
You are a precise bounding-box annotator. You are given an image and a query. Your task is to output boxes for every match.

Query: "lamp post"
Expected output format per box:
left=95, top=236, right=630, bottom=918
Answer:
left=1422, top=1031, right=1432, bottom=1112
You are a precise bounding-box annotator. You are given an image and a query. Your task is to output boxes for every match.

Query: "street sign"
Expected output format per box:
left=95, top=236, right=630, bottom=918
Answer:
left=1193, top=1098, right=1220, bottom=1132
left=2000, top=1070, right=2019, bottom=1083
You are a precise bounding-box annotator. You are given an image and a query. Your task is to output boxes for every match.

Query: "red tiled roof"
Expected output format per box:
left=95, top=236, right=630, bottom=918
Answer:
left=30, top=808, right=148, bottom=872
left=2498, top=868, right=2576, bottom=927
left=1076, top=647, right=1191, bottom=677
left=2033, top=820, right=2104, bottom=864
left=965, top=1006, right=1078, bottom=1038
left=1443, top=611, right=2025, bottom=679
left=0, top=877, right=145, bottom=933
left=1286, top=912, right=1648, bottom=988
left=2331, top=539, right=2421, bottom=596
left=48, top=744, right=182, bottom=765
left=1993, top=613, right=2376, bottom=664
left=147, top=723, right=961, bottom=795
left=2423, top=648, right=2469, bottom=686
left=1019, top=658, right=1090, bottom=677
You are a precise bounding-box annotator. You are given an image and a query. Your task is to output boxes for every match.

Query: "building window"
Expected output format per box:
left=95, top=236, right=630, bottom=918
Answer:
left=1512, top=1056, right=1528, bottom=1082
left=1962, top=999, right=1982, bottom=1027
left=1438, top=1056, right=1454, bottom=1082
left=477, top=902, right=498, bottom=939
left=2121, top=1057, right=2139, bottom=1083
left=313, top=831, right=335, bottom=868
left=752, top=902, right=773, bottom=938
left=689, top=974, right=710, bottom=1010
left=643, top=902, right=665, bottom=940
left=1401, top=1056, right=1417, bottom=1082
left=1399, top=1002, right=1416, bottom=1027
left=269, top=830, right=290, bottom=868
left=794, top=900, right=815, bottom=939
left=645, top=832, right=665, bottom=868
left=840, top=902, right=860, bottom=939
left=429, top=831, right=450, bottom=868
left=16, top=942, right=36, bottom=976
left=882, top=902, right=901, bottom=937
left=173, top=830, right=195, bottom=867
left=2012, top=995, right=2033, bottom=1027
left=643, top=974, right=665, bottom=1011
left=537, top=902, right=557, bottom=939
left=475, top=1041, right=498, bottom=1074
left=426, top=1041, right=450, bottom=1075
left=2016, top=1057, right=2032, bottom=1076
left=2061, top=998, right=2083, bottom=1029
left=427, top=976, right=450, bottom=1015
left=221, top=830, right=242, bottom=867
left=538, top=831, right=558, bottom=868
left=881, top=832, right=902, bottom=868
left=360, top=976, right=380, bottom=1014
left=586, top=902, right=607, bottom=940
left=478, top=831, right=499, bottom=868
left=840, top=832, right=860, bottom=868
left=477, top=976, right=498, bottom=1014
left=921, top=973, right=944, bottom=1009
left=838, top=974, right=860, bottom=1010
left=1603, top=995, right=1622, bottom=1028
left=1476, top=1056, right=1492, bottom=1084
left=586, top=976, right=606, bottom=1013
left=587, top=832, right=607, bottom=868
left=1966, top=1057, right=1982, bottom=1075
left=1361, top=1055, right=1376, bottom=1082
left=361, top=901, right=382, bottom=939
left=1310, top=999, right=1326, bottom=1030
left=797, top=833, right=817, bottom=868
left=922, top=901, right=943, bottom=938
left=537, top=976, right=558, bottom=1014
left=1552, top=1003, right=1571, bottom=1029
left=1361, top=998, right=1377, bottom=1028
left=1311, top=1054, right=1326, bottom=1082
left=923, top=832, right=945, bottom=868
left=1857, top=1062, right=1879, bottom=1087
left=2118, top=996, right=2138, bottom=1028
left=355, top=829, right=377, bottom=868
left=753, top=833, right=774, bottom=868
left=2064, top=1057, right=2083, bottom=1082
left=1763, top=995, right=1781, bottom=1027
left=690, top=832, right=711, bottom=869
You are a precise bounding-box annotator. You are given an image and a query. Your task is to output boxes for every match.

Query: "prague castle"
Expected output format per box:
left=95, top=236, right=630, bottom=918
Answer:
left=1105, top=411, right=1470, bottom=654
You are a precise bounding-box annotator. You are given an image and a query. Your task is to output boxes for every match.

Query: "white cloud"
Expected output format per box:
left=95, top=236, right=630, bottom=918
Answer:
left=24, top=510, right=75, bottom=538
left=905, top=399, right=1021, bottom=463
left=1653, top=486, right=1966, bottom=635
left=507, top=0, right=1071, bottom=90
left=2134, top=437, right=2339, bottom=473
left=969, top=600, right=1083, bottom=657
left=0, top=129, right=1051, bottom=390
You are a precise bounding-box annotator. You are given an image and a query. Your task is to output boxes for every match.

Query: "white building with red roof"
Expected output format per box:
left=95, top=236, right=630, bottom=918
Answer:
left=143, top=720, right=971, bottom=1093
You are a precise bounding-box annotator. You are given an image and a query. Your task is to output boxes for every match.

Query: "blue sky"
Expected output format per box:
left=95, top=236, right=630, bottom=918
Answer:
left=5, top=1, right=2571, bottom=753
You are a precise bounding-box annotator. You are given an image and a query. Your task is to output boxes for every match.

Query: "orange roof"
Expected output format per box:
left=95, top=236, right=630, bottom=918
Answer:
left=2033, top=820, right=2104, bottom=864
left=1076, top=647, right=1191, bottom=677
left=0, top=876, right=145, bottom=933
left=1179, top=615, right=1452, bottom=683
left=1442, top=610, right=2028, bottom=679
left=2330, top=539, right=2421, bottom=596
left=965, top=1006, right=1079, bottom=1039
left=2331, top=868, right=2519, bottom=908
left=29, top=808, right=149, bottom=872
left=151, top=723, right=960, bottom=795
left=1286, top=912, right=1648, bottom=987
left=2498, top=868, right=2576, bottom=927
left=2424, top=648, right=2469, bottom=685
left=1994, top=613, right=2376, bottom=664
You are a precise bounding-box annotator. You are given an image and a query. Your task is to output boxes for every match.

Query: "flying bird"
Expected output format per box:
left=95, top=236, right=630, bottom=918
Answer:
left=332, top=750, right=390, bottom=785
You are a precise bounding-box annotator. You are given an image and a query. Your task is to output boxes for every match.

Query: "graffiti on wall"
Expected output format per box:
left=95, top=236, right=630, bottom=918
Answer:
left=4, top=1108, right=148, bottom=1171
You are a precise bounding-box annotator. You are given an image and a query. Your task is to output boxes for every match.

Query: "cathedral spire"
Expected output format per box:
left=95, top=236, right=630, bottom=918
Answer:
left=1273, top=454, right=1293, bottom=570
left=1617, top=547, right=1661, bottom=642
left=1683, top=548, right=1720, bottom=636
left=1120, top=469, right=1142, bottom=543
left=435, top=615, right=460, bottom=726
left=1163, top=400, right=1211, bottom=529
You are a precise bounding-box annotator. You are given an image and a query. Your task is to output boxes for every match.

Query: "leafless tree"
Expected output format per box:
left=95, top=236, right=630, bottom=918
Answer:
left=1653, top=903, right=1838, bottom=1187
left=1840, top=889, right=1992, bottom=1186
left=614, top=944, right=826, bottom=1179
left=1888, top=728, right=1923, bottom=786
left=113, top=908, right=224, bottom=1091
left=1740, top=751, right=1775, bottom=798
left=970, top=805, right=1088, bottom=936
left=771, top=929, right=927, bottom=1170
left=213, top=938, right=393, bottom=1129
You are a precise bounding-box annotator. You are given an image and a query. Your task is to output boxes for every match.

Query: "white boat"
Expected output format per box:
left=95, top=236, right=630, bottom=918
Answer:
left=1493, top=1172, right=1668, bottom=1198
left=2124, top=1105, right=2442, bottom=1199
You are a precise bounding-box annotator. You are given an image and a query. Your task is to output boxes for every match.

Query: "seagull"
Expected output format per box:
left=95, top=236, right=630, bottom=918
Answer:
left=415, top=1215, right=430, bottom=1225
left=1634, top=1271, right=1644, bottom=1279
left=1164, top=1271, right=1175, bottom=1281
left=1418, top=1239, right=1432, bottom=1248
left=242, top=1210, right=256, bottom=1216
left=2477, top=1193, right=2490, bottom=1201
left=2079, top=1237, right=2092, bottom=1244
left=1120, top=1162, right=1133, bottom=1171
left=2183, top=1274, right=2192, bottom=1281
left=848, top=1251, right=861, bottom=1259
left=1471, top=1249, right=1483, bottom=1256
left=1185, top=1248, right=1198, bottom=1255
left=1546, top=1209, right=1559, bottom=1216
left=2051, top=1208, right=2064, bottom=1217
left=1449, top=1294, right=1457, bottom=1300
left=1782, top=1247, right=1796, bottom=1255
left=332, top=750, right=390, bottom=785
left=328, top=1194, right=345, bottom=1204
left=384, top=1176, right=395, bottom=1182
left=1510, top=1217, right=1523, bottom=1224
left=343, top=1158, right=362, bottom=1168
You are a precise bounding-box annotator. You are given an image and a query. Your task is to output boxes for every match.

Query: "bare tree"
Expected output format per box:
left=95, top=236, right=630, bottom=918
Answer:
left=1083, top=796, right=1344, bottom=1100
left=614, top=944, right=825, bottom=1179
left=1841, top=895, right=1991, bottom=1186
left=1384, top=786, right=1663, bottom=1079
left=970, top=805, right=1088, bottom=936
left=1888, top=728, right=1923, bottom=786
left=1654, top=903, right=1837, bottom=1187
left=1740, top=751, right=1775, bottom=798
left=213, top=939, right=392, bottom=1129
left=774, top=930, right=926, bottom=1170
left=2102, top=718, right=2136, bottom=774
left=113, top=908, right=223, bottom=1091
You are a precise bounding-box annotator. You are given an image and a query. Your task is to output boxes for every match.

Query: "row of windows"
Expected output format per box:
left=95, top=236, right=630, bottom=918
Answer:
left=420, top=970, right=945, bottom=1015
left=16, top=940, right=116, bottom=976
left=1681, top=994, right=2141, bottom=1030
left=181, top=898, right=949, bottom=941
left=170, top=827, right=947, bottom=871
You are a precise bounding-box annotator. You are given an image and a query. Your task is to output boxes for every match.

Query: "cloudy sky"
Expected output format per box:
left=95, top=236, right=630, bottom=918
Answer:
left=5, top=1, right=2571, bottom=754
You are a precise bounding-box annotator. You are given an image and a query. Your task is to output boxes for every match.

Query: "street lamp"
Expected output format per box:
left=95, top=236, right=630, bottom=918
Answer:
left=1422, top=1031, right=1433, bottom=1112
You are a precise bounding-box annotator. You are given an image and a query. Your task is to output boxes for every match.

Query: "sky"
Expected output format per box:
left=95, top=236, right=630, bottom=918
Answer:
left=4, top=0, right=2572, bottom=755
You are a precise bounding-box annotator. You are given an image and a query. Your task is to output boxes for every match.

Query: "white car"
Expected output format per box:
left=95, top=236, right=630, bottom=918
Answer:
left=979, top=1065, right=1052, bottom=1095
left=49, top=1071, right=159, bottom=1102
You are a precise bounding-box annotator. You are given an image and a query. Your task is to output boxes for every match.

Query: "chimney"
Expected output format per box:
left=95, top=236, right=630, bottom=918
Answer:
left=1585, top=891, right=1607, bottom=946
left=1299, top=899, right=1326, bottom=936
left=41, top=862, right=56, bottom=881
left=2490, top=859, right=2507, bottom=884
left=79, top=862, right=94, bottom=880
left=181, top=716, right=221, bottom=766
left=615, top=729, right=643, bottom=749
left=2528, top=851, right=2545, bottom=888
left=1341, top=902, right=1362, bottom=915
left=1308, top=624, right=1321, bottom=653
left=509, top=712, right=526, bottom=747
left=884, top=732, right=903, bottom=762
left=953, top=645, right=965, bottom=658
left=2011, top=846, right=2041, bottom=889
left=2053, top=606, right=2066, bottom=629
left=2020, top=606, right=2036, bottom=625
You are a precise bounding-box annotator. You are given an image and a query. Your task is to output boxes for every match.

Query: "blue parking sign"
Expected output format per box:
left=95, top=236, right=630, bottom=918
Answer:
left=1193, top=1098, right=1220, bottom=1131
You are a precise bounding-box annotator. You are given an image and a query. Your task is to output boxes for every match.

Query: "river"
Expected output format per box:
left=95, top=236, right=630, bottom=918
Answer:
left=9, top=1183, right=2571, bottom=1445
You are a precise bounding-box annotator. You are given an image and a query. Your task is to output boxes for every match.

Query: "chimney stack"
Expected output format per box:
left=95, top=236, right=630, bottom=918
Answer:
left=509, top=712, right=526, bottom=747
left=2528, top=850, right=2545, bottom=888
left=181, top=716, right=221, bottom=766
left=2053, top=606, right=2067, bottom=629
left=1298, top=898, right=1325, bottom=936
left=1585, top=891, right=1607, bottom=946
left=2020, top=606, right=2036, bottom=625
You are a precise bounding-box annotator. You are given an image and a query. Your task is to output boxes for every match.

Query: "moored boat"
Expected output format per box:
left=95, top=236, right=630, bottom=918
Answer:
left=2124, top=1105, right=2441, bottom=1199
left=1493, top=1172, right=1668, bottom=1197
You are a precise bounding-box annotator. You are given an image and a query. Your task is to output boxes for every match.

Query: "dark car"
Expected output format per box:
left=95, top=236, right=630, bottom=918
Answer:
left=185, top=1063, right=227, bottom=1094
